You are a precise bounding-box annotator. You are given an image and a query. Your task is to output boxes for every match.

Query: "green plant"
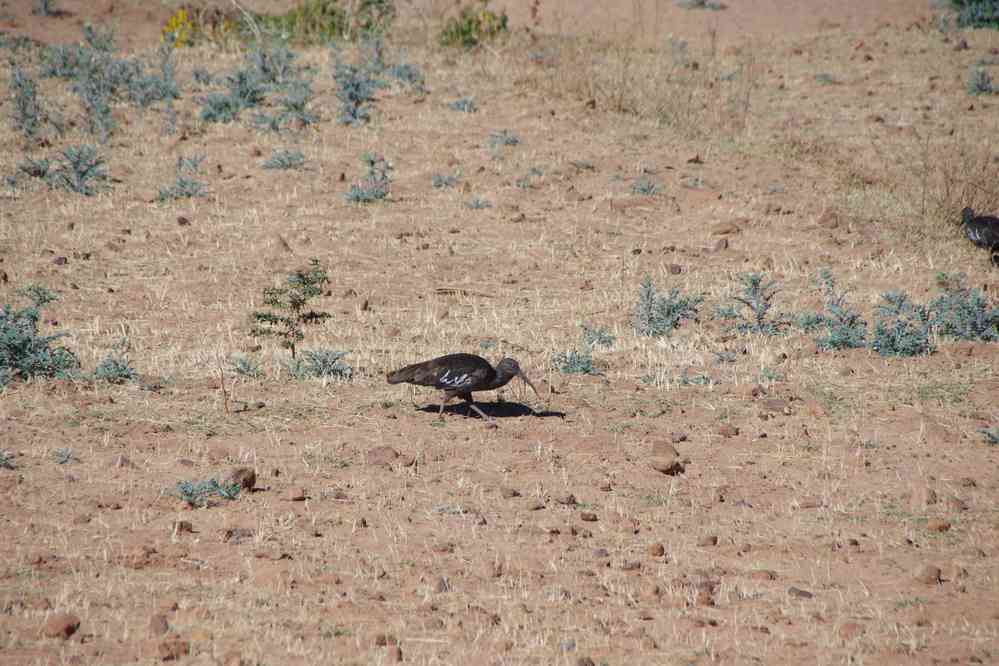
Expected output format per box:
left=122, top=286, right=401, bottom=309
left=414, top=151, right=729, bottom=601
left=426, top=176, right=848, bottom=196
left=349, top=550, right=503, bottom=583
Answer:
left=252, top=0, right=348, bottom=45
left=229, top=354, right=264, bottom=378
left=285, top=349, right=352, bottom=379
left=345, top=153, right=392, bottom=203
left=632, top=177, right=661, bottom=196
left=263, top=149, right=306, bottom=170
left=488, top=129, right=519, bottom=148
left=158, top=154, right=207, bottom=201
left=0, top=450, right=16, bottom=469
left=432, top=174, right=459, bottom=189
left=439, top=1, right=508, bottom=48
left=928, top=274, right=999, bottom=341
left=49, top=145, right=109, bottom=196
left=551, top=348, right=598, bottom=375
left=34, top=0, right=61, bottom=16
left=173, top=478, right=241, bottom=508
left=250, top=258, right=332, bottom=358
left=1, top=285, right=80, bottom=387
left=968, top=67, right=995, bottom=95
left=93, top=352, right=137, bottom=384
left=981, top=425, right=999, bottom=446
left=466, top=197, right=492, bottom=209
left=582, top=324, right=615, bottom=349
left=870, top=292, right=935, bottom=357
left=9, top=67, right=48, bottom=139
left=951, top=0, right=999, bottom=29
left=448, top=97, right=478, bottom=112
left=799, top=270, right=867, bottom=350
left=716, top=273, right=788, bottom=335
left=677, top=0, right=726, bottom=9
left=334, top=61, right=382, bottom=125
left=53, top=448, right=79, bottom=464
left=633, top=276, right=703, bottom=337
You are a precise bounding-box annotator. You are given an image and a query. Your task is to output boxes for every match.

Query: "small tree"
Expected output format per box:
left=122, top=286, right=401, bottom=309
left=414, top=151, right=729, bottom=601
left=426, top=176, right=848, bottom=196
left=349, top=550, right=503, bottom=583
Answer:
left=250, top=259, right=331, bottom=358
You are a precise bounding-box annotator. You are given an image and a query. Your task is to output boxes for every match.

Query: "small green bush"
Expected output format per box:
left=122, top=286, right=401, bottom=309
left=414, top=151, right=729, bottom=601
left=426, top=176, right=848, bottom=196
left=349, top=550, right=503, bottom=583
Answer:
left=263, top=149, right=306, bottom=170
left=49, top=145, right=109, bottom=196
left=1, top=285, right=80, bottom=387
left=929, top=275, right=999, bottom=341
left=870, top=292, right=935, bottom=357
left=716, top=273, right=788, bottom=336
left=345, top=153, right=392, bottom=203
left=173, top=478, right=241, bottom=508
left=798, top=270, right=867, bottom=350
left=93, top=353, right=138, bottom=383
left=634, top=276, right=703, bottom=337
left=250, top=258, right=332, bottom=357
left=551, top=348, right=598, bottom=375
left=285, top=349, right=352, bottom=380
left=951, top=0, right=999, bottom=29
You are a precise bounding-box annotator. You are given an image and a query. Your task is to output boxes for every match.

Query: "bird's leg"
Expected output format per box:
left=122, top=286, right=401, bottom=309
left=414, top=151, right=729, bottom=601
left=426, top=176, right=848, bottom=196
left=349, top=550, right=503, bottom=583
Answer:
left=461, top=393, right=497, bottom=427
left=438, top=391, right=457, bottom=418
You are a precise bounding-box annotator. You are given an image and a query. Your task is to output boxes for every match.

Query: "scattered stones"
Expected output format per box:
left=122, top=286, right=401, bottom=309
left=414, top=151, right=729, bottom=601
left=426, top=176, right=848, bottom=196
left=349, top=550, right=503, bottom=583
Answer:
left=926, top=519, right=951, bottom=533
left=227, top=467, right=256, bottom=491
left=647, top=543, right=665, bottom=558
left=718, top=425, right=739, bottom=438
left=914, top=565, right=943, bottom=585
left=41, top=612, right=80, bottom=639
left=366, top=446, right=399, bottom=466
left=787, top=586, right=814, bottom=599
left=579, top=512, right=597, bottom=522
left=697, top=535, right=718, bottom=547
left=149, top=614, right=170, bottom=636
left=285, top=486, right=306, bottom=502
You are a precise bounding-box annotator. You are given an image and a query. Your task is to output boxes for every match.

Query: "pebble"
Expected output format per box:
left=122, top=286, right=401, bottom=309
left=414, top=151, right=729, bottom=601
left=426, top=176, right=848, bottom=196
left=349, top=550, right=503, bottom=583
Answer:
left=914, top=564, right=943, bottom=585
left=41, top=612, right=80, bottom=639
left=697, top=535, right=718, bottom=547
left=718, top=425, right=739, bottom=438
left=787, top=586, right=814, bottom=599
left=285, top=486, right=306, bottom=501
left=149, top=614, right=170, bottom=636
left=579, top=512, right=597, bottom=522
left=500, top=487, right=521, bottom=499
left=647, top=543, right=665, bottom=557
left=227, top=467, right=256, bottom=491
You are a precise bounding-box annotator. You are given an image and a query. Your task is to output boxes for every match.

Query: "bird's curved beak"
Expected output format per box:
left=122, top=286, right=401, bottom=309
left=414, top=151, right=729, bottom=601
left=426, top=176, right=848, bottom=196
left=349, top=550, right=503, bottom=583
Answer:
left=519, top=371, right=543, bottom=403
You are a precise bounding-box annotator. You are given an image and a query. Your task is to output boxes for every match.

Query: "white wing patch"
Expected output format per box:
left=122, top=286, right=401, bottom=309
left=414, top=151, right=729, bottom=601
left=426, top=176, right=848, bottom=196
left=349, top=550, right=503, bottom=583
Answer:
left=438, top=369, right=473, bottom=389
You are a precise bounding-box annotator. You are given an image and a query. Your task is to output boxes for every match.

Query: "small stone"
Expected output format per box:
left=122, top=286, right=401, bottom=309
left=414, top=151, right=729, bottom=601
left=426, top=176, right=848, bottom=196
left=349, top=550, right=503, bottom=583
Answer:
left=838, top=622, right=865, bottom=640
left=555, top=493, right=577, bottom=506
left=718, top=425, right=739, bottom=438
left=926, top=519, right=951, bottom=533
left=598, top=480, right=612, bottom=492
left=914, top=565, right=943, bottom=585
left=112, top=454, right=136, bottom=469
left=787, top=586, right=814, bottom=599
left=366, top=446, right=399, bottom=466
left=285, top=486, right=306, bottom=501
left=500, top=487, right=520, bottom=499
left=668, top=264, right=683, bottom=275
left=158, top=638, right=190, bottom=661
left=579, top=512, right=597, bottom=522
left=750, top=570, right=777, bottom=581
left=711, top=220, right=742, bottom=235
left=698, top=535, right=718, bottom=547
left=670, top=431, right=688, bottom=443
left=171, top=520, right=194, bottom=535
left=528, top=500, right=545, bottom=511
left=227, top=467, right=256, bottom=491
left=53, top=256, right=69, bottom=266
left=149, top=614, right=170, bottom=636
left=41, top=612, right=80, bottom=639
left=816, top=210, right=840, bottom=229
left=592, top=548, right=610, bottom=558
left=576, top=658, right=596, bottom=666
left=647, top=543, right=665, bottom=557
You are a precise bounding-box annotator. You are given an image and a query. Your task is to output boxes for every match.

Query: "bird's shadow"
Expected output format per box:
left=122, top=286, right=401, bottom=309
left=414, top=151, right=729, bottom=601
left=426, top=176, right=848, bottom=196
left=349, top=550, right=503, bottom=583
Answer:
left=416, top=401, right=566, bottom=420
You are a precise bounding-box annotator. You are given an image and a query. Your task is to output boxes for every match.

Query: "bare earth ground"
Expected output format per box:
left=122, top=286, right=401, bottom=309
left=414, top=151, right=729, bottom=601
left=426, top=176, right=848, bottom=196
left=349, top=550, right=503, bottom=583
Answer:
left=1, top=0, right=999, bottom=664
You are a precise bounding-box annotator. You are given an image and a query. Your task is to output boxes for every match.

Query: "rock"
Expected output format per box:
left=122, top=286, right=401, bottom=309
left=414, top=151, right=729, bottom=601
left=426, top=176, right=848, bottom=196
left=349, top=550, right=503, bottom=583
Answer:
left=750, top=570, right=777, bottom=581
left=647, top=543, right=665, bottom=557
left=711, top=220, right=742, bottom=235
left=227, top=467, right=256, bottom=491
left=787, top=586, right=814, bottom=599
left=500, top=487, right=520, bottom=499
left=650, top=441, right=685, bottom=475
left=221, top=652, right=246, bottom=666
left=668, top=264, right=683, bottom=275
left=366, top=446, right=399, bottom=466
left=41, top=612, right=80, bottom=639
left=158, top=638, right=190, bottom=661
left=926, top=519, right=951, bottom=533
left=555, top=493, right=577, bottom=506
left=651, top=441, right=679, bottom=458
left=284, top=487, right=306, bottom=501
left=149, top=614, right=170, bottom=636
left=528, top=500, right=545, bottom=511
left=816, top=210, right=840, bottom=229
left=593, top=548, right=610, bottom=558
left=718, top=425, right=739, bottom=438
left=580, top=512, right=597, bottom=522
left=670, top=431, right=688, bottom=443
left=434, top=577, right=451, bottom=593
left=112, top=454, right=137, bottom=469
left=915, top=564, right=943, bottom=585
left=697, top=535, right=718, bottom=547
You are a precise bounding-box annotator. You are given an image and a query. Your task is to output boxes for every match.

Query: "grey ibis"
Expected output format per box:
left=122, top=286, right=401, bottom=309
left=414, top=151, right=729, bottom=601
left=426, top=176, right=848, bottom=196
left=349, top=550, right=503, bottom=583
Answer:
left=387, top=353, right=541, bottom=426
left=962, top=207, right=999, bottom=265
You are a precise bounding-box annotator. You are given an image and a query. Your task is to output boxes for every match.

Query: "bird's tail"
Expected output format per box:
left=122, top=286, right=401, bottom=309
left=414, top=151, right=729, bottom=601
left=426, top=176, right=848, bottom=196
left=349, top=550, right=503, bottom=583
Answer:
left=386, top=363, right=418, bottom=384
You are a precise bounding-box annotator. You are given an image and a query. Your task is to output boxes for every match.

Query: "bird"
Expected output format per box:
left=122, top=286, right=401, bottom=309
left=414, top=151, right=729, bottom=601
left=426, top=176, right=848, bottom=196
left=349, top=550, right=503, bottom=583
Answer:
left=961, top=207, right=999, bottom=264
left=387, top=353, right=541, bottom=426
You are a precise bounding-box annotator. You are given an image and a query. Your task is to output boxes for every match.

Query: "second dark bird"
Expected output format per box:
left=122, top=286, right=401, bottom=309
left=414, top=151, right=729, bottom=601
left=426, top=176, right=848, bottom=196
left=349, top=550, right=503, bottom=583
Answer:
left=387, top=353, right=541, bottom=426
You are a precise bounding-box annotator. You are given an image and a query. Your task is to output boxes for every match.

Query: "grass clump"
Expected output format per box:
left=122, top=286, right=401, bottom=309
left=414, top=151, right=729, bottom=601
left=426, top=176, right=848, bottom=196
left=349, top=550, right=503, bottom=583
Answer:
left=716, top=273, right=788, bottom=335
left=53, top=448, right=79, bottom=465
left=928, top=274, right=999, bottom=341
left=489, top=129, right=520, bottom=148
left=49, top=145, right=109, bottom=196
left=0, top=450, right=15, bottom=470
left=633, top=276, right=703, bottom=337
left=439, top=0, right=508, bottom=48
left=967, top=67, right=995, bottom=95
left=551, top=348, right=598, bottom=375
left=466, top=197, right=492, bottom=209
left=173, top=478, right=241, bottom=508
left=334, top=62, right=382, bottom=125
left=870, top=292, right=935, bottom=357
left=632, top=176, right=661, bottom=196
left=798, top=270, right=867, bottom=350
left=229, top=354, right=264, bottom=378
left=346, top=153, right=392, bottom=203
left=254, top=0, right=348, bottom=44
left=93, top=350, right=138, bottom=384
left=263, top=149, right=306, bottom=170
left=448, top=97, right=478, bottom=113
left=158, top=154, right=207, bottom=202
left=582, top=324, right=615, bottom=349
left=432, top=174, right=459, bottom=189
left=285, top=349, right=353, bottom=380
left=981, top=425, right=999, bottom=446
left=8, top=66, right=53, bottom=140
left=1, top=285, right=80, bottom=387
left=250, top=258, right=332, bottom=358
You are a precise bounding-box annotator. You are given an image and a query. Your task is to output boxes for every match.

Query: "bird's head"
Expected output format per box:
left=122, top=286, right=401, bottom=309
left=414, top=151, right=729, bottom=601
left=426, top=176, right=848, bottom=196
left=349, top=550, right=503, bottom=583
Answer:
left=962, top=207, right=976, bottom=225
left=496, top=357, right=542, bottom=401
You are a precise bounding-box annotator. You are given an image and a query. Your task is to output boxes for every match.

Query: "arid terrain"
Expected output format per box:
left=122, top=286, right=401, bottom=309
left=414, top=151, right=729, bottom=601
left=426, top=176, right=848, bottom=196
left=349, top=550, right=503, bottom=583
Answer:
left=1, top=0, right=998, bottom=664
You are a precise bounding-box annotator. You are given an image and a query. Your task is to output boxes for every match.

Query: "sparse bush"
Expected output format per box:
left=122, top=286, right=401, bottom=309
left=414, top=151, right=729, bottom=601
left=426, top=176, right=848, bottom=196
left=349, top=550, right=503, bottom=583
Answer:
left=173, top=478, right=241, bottom=508
left=716, top=273, right=788, bottom=336
left=489, top=129, right=519, bottom=148
left=1, top=285, right=80, bottom=387
left=952, top=0, right=999, bottom=29
left=448, top=97, right=478, bottom=112
left=870, top=291, right=935, bottom=357
left=634, top=276, right=703, bottom=337
left=9, top=67, right=47, bottom=139
left=799, top=270, right=867, bottom=350
left=229, top=354, right=263, bottom=378
left=285, top=349, right=352, bottom=380
left=0, top=450, right=15, bottom=469
left=351, top=0, right=397, bottom=37
left=128, top=41, right=180, bottom=108
left=192, top=68, right=213, bottom=86
left=264, top=149, right=306, bottom=170
left=53, top=448, right=79, bottom=464
left=928, top=275, right=999, bottom=341
left=386, top=62, right=424, bottom=91
left=432, top=174, right=459, bottom=188
left=551, top=348, right=598, bottom=375
left=334, top=61, right=381, bottom=125
left=981, top=425, right=999, bottom=446
left=968, top=67, right=995, bottom=95
left=162, top=7, right=197, bottom=47
left=346, top=153, right=392, bottom=203
left=253, top=0, right=348, bottom=45
left=159, top=154, right=207, bottom=201
left=516, top=167, right=544, bottom=190
left=466, top=197, right=492, bottom=209
left=93, top=352, right=137, bottom=384
left=439, top=0, right=508, bottom=48
left=49, top=145, right=109, bottom=196
left=582, top=324, right=615, bottom=349
left=250, top=258, right=332, bottom=358
left=632, top=176, right=661, bottom=196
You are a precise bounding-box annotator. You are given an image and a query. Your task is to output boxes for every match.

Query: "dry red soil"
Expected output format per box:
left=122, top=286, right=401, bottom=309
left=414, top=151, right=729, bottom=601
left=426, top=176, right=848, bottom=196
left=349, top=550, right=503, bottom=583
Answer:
left=1, top=0, right=998, bottom=664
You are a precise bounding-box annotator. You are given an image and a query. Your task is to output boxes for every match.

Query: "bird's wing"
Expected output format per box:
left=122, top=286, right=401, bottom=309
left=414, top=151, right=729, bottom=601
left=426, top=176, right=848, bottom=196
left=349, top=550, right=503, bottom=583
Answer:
left=434, top=368, right=478, bottom=390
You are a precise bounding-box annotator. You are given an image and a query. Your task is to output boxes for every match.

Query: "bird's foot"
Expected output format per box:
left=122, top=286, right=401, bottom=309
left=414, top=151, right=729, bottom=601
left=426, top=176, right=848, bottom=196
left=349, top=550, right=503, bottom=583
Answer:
left=485, top=419, right=499, bottom=429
